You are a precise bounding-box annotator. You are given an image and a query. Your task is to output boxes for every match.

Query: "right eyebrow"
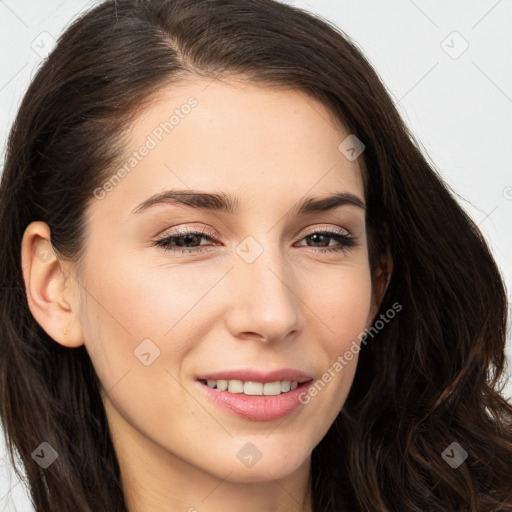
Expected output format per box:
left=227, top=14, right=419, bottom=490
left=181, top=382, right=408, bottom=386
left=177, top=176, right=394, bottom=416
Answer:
left=294, top=192, right=366, bottom=215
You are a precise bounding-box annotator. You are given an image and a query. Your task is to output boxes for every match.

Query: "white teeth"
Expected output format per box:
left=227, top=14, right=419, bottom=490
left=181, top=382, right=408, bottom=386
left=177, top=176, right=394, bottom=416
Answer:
left=203, top=379, right=300, bottom=395
left=263, top=381, right=281, bottom=395
left=244, top=381, right=263, bottom=395
left=227, top=380, right=244, bottom=393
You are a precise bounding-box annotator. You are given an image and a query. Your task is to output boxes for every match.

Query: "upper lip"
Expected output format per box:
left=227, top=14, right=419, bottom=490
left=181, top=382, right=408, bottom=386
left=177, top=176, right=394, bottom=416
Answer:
left=197, top=368, right=314, bottom=384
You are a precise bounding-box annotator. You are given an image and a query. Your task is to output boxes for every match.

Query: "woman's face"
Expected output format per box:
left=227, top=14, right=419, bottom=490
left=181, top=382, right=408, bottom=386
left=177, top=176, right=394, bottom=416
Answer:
left=68, top=78, right=383, bottom=486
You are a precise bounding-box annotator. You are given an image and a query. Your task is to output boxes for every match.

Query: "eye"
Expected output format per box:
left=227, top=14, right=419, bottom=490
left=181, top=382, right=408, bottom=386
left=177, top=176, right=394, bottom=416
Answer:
left=296, top=228, right=356, bottom=253
left=153, top=226, right=218, bottom=254
left=152, top=227, right=356, bottom=254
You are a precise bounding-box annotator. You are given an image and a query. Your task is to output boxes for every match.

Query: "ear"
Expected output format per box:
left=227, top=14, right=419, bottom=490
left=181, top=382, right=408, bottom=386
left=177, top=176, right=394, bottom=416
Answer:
left=21, top=221, right=84, bottom=348
left=368, top=248, right=393, bottom=323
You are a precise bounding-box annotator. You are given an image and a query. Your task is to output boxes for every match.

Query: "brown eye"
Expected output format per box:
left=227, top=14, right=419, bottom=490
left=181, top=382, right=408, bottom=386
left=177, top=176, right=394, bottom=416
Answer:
left=295, top=230, right=356, bottom=254
left=153, top=227, right=218, bottom=254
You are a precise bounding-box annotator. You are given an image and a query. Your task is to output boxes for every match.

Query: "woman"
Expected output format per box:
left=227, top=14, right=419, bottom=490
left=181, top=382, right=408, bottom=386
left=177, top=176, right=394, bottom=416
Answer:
left=0, top=0, right=511, bottom=510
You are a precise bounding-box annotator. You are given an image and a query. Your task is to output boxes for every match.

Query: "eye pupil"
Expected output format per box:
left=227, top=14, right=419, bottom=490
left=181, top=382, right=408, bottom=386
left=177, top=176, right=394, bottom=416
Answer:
left=308, top=233, right=329, bottom=247
left=177, top=234, right=201, bottom=247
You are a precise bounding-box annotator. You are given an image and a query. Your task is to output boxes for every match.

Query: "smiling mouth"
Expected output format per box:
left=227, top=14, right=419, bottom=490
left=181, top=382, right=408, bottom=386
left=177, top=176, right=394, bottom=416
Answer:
left=197, top=378, right=313, bottom=396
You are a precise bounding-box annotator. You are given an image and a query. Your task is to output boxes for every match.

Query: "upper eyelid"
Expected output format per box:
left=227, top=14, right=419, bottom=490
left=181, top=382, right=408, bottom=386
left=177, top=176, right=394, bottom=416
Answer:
left=301, top=225, right=351, bottom=236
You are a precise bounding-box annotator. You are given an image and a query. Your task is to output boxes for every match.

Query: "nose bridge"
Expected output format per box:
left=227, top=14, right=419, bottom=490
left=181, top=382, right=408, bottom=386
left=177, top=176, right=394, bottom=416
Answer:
left=229, top=234, right=301, bottom=339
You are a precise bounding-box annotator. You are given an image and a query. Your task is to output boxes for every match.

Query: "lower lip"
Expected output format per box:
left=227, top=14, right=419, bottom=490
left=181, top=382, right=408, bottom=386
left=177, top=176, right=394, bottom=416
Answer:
left=196, top=380, right=313, bottom=421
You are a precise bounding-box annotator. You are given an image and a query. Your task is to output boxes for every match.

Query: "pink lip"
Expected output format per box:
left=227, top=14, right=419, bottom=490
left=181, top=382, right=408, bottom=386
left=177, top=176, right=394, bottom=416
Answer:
left=196, top=379, right=313, bottom=421
left=195, top=368, right=315, bottom=421
left=196, top=368, right=313, bottom=384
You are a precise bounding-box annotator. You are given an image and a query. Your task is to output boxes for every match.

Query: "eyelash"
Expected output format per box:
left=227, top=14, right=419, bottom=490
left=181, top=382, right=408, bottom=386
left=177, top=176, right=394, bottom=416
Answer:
left=153, top=226, right=356, bottom=255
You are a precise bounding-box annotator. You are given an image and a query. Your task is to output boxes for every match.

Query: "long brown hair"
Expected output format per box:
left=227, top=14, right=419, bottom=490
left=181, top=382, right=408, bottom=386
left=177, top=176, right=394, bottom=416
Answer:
left=1, top=1, right=511, bottom=510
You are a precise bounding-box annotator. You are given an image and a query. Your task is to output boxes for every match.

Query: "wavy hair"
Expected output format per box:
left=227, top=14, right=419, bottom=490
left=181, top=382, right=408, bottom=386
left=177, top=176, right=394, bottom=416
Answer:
left=1, top=1, right=511, bottom=510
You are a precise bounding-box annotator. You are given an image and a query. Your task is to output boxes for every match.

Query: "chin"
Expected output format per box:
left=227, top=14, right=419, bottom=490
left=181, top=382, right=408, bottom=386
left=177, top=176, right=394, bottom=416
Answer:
left=207, top=441, right=311, bottom=484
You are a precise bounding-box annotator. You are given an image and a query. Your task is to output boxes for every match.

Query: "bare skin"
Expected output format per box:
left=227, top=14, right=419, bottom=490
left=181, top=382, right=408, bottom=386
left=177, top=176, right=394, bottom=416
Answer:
left=21, top=77, right=391, bottom=512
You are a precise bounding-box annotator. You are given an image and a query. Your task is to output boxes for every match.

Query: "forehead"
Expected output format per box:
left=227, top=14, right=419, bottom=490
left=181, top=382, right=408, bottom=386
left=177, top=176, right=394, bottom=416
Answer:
left=88, top=77, right=365, bottom=219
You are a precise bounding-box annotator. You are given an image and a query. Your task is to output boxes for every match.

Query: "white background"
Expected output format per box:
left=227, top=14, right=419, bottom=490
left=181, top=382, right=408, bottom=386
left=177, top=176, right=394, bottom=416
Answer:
left=1, top=1, right=511, bottom=509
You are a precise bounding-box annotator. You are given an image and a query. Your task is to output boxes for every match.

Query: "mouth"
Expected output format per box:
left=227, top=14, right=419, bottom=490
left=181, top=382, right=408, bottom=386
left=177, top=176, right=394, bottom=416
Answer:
left=196, top=377, right=315, bottom=421
left=197, top=378, right=312, bottom=396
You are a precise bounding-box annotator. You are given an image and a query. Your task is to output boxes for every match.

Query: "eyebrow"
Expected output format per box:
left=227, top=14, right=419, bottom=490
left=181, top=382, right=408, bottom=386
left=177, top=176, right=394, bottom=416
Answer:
left=130, top=189, right=366, bottom=216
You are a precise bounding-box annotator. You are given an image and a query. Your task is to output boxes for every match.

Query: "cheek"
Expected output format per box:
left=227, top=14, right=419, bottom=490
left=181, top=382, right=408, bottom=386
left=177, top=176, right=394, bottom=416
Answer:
left=78, top=264, right=194, bottom=432
left=80, top=252, right=193, bottom=347
left=76, top=254, right=167, bottom=395
left=78, top=252, right=226, bottom=395
left=303, top=259, right=373, bottom=352
left=299, top=262, right=371, bottom=411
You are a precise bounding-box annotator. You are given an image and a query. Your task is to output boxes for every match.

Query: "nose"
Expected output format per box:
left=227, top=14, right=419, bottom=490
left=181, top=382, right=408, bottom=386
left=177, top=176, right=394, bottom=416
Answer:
left=224, top=237, right=303, bottom=345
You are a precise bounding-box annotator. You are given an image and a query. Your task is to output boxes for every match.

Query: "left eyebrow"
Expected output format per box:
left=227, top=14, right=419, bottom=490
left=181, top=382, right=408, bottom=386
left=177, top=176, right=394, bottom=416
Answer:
left=295, top=192, right=366, bottom=215
left=130, top=189, right=366, bottom=216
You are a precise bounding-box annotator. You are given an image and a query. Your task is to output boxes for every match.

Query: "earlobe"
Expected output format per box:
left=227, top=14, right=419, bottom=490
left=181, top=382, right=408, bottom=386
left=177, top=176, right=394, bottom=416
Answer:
left=21, top=221, right=84, bottom=348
